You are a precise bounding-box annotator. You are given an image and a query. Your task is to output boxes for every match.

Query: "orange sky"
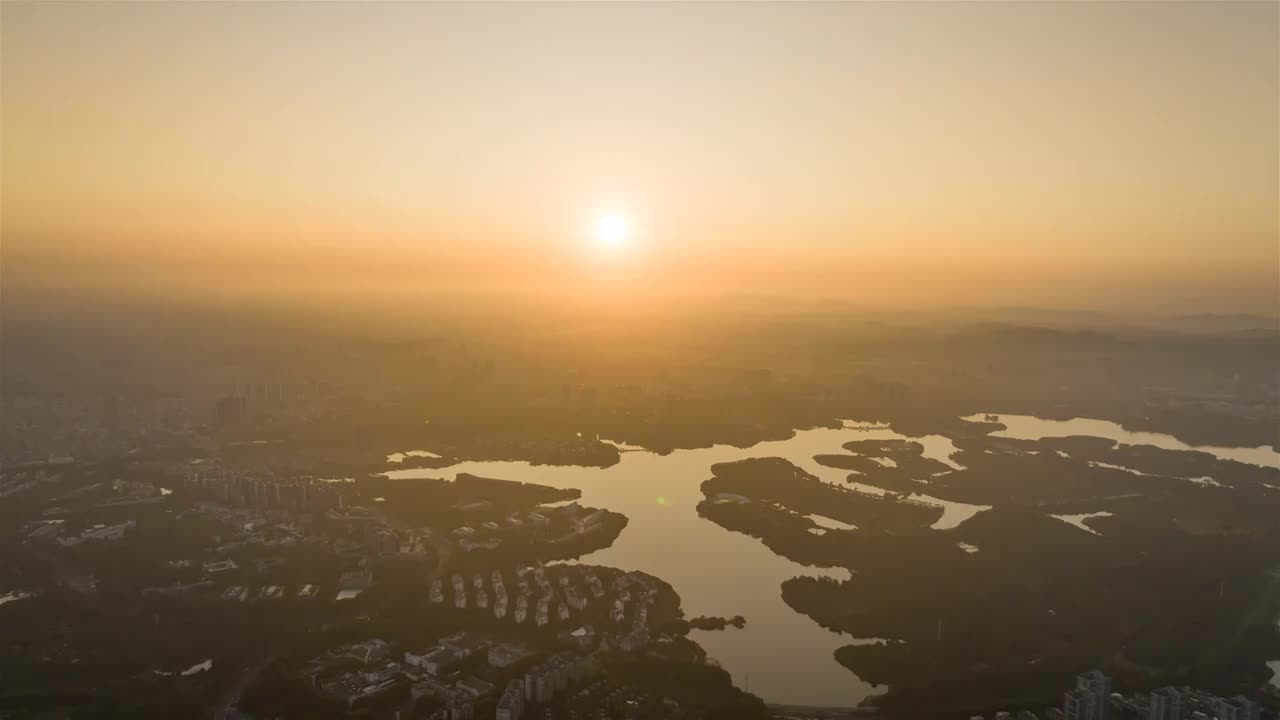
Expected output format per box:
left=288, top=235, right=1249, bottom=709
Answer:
left=2, top=2, right=1277, bottom=313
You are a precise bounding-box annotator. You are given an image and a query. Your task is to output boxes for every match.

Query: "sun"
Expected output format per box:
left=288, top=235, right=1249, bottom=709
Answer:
left=594, top=212, right=628, bottom=251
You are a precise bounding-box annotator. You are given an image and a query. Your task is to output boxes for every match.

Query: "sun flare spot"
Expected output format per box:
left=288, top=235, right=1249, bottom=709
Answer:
left=594, top=213, right=628, bottom=251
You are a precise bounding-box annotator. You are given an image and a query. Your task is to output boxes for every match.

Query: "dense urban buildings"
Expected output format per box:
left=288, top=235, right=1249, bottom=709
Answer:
left=1148, top=687, right=1182, bottom=720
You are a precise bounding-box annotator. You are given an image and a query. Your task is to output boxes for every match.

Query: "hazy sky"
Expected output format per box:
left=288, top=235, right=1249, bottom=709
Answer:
left=3, top=1, right=1277, bottom=313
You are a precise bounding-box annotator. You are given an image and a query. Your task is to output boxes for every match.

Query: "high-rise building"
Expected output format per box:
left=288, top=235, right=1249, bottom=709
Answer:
left=1211, top=696, right=1260, bottom=720
left=522, top=653, right=592, bottom=706
left=1075, top=671, right=1111, bottom=720
left=448, top=698, right=474, bottom=720
left=1065, top=688, right=1100, bottom=720
left=496, top=680, right=523, bottom=720
left=1148, top=686, right=1181, bottom=720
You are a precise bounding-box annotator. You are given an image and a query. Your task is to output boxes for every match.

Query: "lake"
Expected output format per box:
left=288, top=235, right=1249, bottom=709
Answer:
left=385, top=415, right=1274, bottom=707
left=0, top=590, right=37, bottom=607
left=964, top=414, right=1280, bottom=469
left=386, top=421, right=992, bottom=706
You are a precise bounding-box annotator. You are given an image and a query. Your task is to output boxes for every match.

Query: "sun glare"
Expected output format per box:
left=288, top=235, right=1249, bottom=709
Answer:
left=594, top=213, right=629, bottom=251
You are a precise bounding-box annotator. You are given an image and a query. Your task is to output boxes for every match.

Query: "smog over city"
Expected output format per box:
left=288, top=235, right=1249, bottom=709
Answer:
left=0, top=3, right=1277, bottom=720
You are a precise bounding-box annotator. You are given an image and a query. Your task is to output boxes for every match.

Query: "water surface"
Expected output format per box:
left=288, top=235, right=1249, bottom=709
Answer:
left=388, top=450, right=442, bottom=463
left=0, top=590, right=36, bottom=607
left=964, top=414, right=1280, bottom=469
left=1050, top=512, right=1113, bottom=536
left=382, top=416, right=1274, bottom=706
left=385, top=422, right=986, bottom=706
